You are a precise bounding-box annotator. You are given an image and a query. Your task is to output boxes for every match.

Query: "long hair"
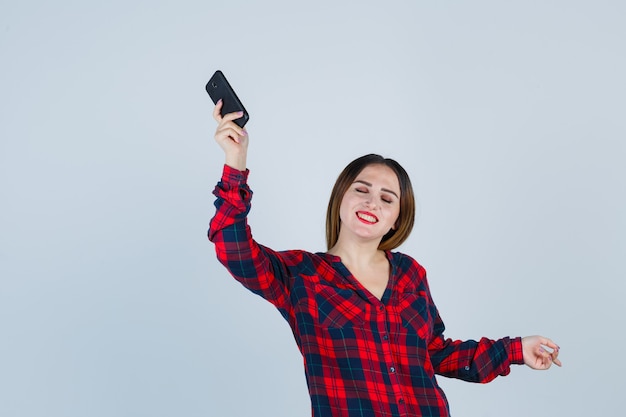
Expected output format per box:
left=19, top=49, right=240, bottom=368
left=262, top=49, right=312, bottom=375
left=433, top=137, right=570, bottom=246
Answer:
left=325, top=154, right=415, bottom=251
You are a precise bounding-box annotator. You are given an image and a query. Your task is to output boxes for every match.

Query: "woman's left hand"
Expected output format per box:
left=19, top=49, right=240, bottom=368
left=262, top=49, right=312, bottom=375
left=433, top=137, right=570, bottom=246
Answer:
left=521, top=335, right=562, bottom=370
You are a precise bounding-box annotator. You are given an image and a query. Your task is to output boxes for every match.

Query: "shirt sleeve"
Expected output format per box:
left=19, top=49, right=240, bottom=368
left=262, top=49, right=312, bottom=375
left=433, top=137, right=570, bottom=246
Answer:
left=208, top=165, right=293, bottom=312
left=427, top=312, right=525, bottom=383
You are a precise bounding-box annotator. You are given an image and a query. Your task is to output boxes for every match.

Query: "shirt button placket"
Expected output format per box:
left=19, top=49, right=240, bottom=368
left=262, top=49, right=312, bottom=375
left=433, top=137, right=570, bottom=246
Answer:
left=377, top=302, right=402, bottom=412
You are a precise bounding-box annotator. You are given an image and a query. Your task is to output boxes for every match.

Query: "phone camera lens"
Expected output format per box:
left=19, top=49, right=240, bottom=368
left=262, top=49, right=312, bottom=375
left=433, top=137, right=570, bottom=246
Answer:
left=211, top=82, right=218, bottom=89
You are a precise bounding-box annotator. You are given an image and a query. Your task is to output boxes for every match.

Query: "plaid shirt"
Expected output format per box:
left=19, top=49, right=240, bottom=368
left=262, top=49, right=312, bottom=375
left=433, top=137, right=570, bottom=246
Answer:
left=209, top=165, right=524, bottom=417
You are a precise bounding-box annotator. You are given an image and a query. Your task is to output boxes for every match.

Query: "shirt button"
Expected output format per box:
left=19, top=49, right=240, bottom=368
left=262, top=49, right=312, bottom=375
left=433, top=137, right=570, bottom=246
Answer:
left=464, top=366, right=470, bottom=371
left=383, top=334, right=389, bottom=340
left=378, top=305, right=384, bottom=312
left=390, top=367, right=396, bottom=373
left=399, top=398, right=405, bottom=404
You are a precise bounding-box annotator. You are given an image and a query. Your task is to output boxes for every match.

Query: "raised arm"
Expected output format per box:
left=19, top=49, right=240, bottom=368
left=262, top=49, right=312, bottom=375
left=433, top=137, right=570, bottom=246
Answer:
left=208, top=102, right=295, bottom=314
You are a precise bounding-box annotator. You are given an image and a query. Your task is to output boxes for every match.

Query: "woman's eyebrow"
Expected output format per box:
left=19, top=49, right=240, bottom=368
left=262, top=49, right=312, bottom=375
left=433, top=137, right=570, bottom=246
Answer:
left=353, top=180, right=399, bottom=199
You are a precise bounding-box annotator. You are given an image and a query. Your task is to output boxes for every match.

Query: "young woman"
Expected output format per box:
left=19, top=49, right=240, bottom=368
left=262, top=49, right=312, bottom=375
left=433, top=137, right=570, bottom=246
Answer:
left=208, top=101, right=561, bottom=417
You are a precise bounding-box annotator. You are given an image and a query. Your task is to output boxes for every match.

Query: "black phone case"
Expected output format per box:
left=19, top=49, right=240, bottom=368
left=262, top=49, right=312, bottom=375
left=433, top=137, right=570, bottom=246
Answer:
left=206, top=70, right=249, bottom=128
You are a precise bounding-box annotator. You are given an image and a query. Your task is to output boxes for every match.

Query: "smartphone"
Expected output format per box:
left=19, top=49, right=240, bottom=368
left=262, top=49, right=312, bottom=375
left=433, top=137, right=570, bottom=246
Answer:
left=206, top=70, right=249, bottom=128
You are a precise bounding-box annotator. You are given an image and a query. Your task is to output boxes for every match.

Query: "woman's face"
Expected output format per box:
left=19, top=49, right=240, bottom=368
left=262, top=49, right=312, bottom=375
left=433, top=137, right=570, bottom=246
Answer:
left=338, top=164, right=401, bottom=245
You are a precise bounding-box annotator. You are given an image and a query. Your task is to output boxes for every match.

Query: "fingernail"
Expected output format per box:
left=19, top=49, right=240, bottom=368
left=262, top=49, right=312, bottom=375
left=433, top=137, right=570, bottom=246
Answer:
left=237, top=111, right=244, bottom=116
left=242, top=129, right=248, bottom=136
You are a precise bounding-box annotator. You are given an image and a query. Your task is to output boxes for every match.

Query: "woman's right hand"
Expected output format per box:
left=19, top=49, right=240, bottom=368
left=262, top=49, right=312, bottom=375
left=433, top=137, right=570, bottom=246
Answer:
left=213, top=99, right=249, bottom=171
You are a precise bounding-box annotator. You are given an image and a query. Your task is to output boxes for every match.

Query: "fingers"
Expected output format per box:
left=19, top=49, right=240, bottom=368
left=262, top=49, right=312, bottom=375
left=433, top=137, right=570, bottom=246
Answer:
left=213, top=100, right=248, bottom=145
left=540, top=337, right=559, bottom=351
left=215, top=123, right=247, bottom=145
left=536, top=342, right=561, bottom=369
left=212, top=99, right=223, bottom=121
left=537, top=346, right=553, bottom=369
left=540, top=337, right=562, bottom=367
left=213, top=99, right=246, bottom=124
left=522, top=335, right=562, bottom=370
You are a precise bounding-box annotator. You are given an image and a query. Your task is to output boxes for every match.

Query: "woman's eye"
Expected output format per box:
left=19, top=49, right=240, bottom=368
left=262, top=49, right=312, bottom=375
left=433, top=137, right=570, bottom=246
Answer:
left=355, top=188, right=367, bottom=193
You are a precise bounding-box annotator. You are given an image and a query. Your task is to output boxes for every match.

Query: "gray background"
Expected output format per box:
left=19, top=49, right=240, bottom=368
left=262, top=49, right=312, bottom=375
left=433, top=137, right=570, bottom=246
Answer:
left=1, top=1, right=624, bottom=416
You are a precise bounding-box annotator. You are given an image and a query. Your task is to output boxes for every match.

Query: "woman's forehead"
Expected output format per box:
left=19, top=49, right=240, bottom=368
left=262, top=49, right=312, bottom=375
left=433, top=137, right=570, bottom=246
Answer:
left=354, top=164, right=401, bottom=193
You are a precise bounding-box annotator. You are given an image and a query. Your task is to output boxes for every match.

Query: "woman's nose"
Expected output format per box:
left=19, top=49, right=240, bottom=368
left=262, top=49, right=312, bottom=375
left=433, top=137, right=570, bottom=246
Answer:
left=364, top=197, right=377, bottom=208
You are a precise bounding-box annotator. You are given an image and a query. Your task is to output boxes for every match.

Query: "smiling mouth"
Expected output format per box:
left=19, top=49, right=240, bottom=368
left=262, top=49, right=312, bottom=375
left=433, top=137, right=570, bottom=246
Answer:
left=356, top=211, right=378, bottom=224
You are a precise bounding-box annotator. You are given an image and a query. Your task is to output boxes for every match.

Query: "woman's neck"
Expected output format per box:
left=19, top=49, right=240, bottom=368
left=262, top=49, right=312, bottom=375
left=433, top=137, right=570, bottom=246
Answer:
left=327, top=239, right=385, bottom=267
left=328, top=239, right=390, bottom=300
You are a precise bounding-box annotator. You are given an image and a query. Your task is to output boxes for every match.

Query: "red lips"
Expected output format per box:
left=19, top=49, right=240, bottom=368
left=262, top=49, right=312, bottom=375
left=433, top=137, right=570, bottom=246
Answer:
left=356, top=211, right=378, bottom=224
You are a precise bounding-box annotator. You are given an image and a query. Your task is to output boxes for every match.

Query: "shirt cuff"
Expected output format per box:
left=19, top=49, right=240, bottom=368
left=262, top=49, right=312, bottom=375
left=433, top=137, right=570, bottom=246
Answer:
left=509, top=336, right=525, bottom=365
left=222, top=164, right=249, bottom=186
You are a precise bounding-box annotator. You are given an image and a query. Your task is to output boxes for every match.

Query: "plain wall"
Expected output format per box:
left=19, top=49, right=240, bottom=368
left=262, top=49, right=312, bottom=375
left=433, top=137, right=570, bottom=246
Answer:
left=1, top=1, right=625, bottom=416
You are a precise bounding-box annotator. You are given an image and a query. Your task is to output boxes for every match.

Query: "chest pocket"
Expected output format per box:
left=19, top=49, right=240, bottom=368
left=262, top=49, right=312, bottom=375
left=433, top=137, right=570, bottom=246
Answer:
left=398, top=290, right=433, bottom=340
left=315, top=285, right=366, bottom=329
